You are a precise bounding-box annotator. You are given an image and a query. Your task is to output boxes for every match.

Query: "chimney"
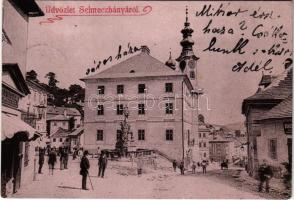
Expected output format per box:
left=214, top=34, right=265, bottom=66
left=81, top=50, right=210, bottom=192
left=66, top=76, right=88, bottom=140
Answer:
left=284, top=58, right=292, bottom=69
left=141, top=45, right=150, bottom=54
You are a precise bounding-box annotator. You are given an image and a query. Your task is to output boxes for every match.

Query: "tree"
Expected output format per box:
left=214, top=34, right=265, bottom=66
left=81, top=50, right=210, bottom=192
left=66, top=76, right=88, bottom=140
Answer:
left=69, top=84, right=83, bottom=95
left=26, top=70, right=38, bottom=82
left=45, top=72, right=59, bottom=88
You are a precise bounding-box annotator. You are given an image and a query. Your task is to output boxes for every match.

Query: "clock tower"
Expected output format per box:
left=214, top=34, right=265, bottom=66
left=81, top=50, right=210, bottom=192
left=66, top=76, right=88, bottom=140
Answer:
left=176, top=7, right=199, bottom=89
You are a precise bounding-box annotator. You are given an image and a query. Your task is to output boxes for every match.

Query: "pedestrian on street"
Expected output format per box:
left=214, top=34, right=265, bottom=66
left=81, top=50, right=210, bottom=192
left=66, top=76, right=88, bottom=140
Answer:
left=172, top=160, right=177, bottom=172
left=258, top=159, right=273, bottom=193
left=179, top=161, right=185, bottom=175
left=48, top=149, right=57, bottom=175
left=38, top=148, right=45, bottom=174
left=63, top=147, right=69, bottom=169
left=191, top=161, right=196, bottom=174
left=73, top=148, right=77, bottom=160
left=97, top=146, right=101, bottom=157
left=59, top=147, right=65, bottom=170
left=136, top=153, right=143, bottom=176
left=80, top=150, right=90, bottom=190
left=201, top=160, right=207, bottom=174
left=98, top=153, right=108, bottom=178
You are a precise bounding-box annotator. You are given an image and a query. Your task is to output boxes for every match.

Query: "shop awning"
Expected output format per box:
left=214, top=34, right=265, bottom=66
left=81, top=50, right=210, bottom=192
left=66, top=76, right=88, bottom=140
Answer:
left=1, top=113, right=41, bottom=141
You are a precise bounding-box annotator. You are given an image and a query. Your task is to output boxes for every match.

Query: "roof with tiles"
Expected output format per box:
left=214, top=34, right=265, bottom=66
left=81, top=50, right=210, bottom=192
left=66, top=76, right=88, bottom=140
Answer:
left=242, top=67, right=292, bottom=114
left=246, top=67, right=292, bottom=101
left=51, top=128, right=71, bottom=138
left=81, top=52, right=183, bottom=80
left=47, top=106, right=81, bottom=116
left=47, top=114, right=69, bottom=121
left=258, top=94, right=292, bottom=120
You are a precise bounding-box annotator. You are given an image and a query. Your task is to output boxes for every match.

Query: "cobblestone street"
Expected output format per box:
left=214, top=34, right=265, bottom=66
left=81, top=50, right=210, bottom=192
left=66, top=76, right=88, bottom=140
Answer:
left=11, top=157, right=280, bottom=199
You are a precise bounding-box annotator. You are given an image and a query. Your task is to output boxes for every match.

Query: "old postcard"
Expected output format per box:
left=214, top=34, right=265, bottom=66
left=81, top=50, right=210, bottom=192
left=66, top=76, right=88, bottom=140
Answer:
left=1, top=0, right=292, bottom=199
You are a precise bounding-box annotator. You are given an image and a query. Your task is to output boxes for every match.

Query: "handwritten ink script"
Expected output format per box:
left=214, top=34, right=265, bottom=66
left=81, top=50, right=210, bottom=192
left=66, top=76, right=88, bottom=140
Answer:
left=85, top=43, right=141, bottom=75
left=195, top=3, right=292, bottom=73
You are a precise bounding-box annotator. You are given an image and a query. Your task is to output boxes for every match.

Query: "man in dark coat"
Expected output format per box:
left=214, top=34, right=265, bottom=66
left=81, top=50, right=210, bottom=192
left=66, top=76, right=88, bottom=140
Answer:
left=38, top=148, right=45, bottom=174
left=258, top=159, right=273, bottom=192
left=63, top=147, right=69, bottom=169
left=48, top=149, right=57, bottom=175
left=179, top=161, right=185, bottom=175
left=80, top=150, right=90, bottom=190
left=98, top=153, right=108, bottom=178
left=59, top=147, right=65, bottom=170
left=172, top=160, right=177, bottom=172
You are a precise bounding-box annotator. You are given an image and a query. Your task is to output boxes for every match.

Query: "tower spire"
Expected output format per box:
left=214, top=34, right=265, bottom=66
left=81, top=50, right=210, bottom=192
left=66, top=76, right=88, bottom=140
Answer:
left=176, top=6, right=196, bottom=62
left=185, top=6, right=188, bottom=23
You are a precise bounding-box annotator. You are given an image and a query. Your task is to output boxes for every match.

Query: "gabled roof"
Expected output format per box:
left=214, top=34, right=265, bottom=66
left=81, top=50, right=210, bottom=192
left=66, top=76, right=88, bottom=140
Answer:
left=2, top=63, right=30, bottom=95
left=242, top=67, right=292, bottom=114
left=47, top=106, right=81, bottom=116
left=26, top=79, right=49, bottom=94
left=209, top=134, right=232, bottom=143
left=47, top=114, right=69, bottom=121
left=81, top=52, right=184, bottom=80
left=68, top=126, right=84, bottom=137
left=258, top=94, right=292, bottom=121
left=51, top=128, right=71, bottom=138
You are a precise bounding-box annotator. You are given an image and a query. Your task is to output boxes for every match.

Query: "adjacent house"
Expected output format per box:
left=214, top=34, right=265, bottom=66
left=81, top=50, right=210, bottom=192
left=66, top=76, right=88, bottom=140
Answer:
left=2, top=0, right=44, bottom=196
left=18, top=79, right=48, bottom=147
left=242, top=66, right=292, bottom=177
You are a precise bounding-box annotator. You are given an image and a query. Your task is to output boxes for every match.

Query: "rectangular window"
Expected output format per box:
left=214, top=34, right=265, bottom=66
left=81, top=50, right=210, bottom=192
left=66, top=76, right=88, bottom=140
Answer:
left=117, top=85, right=124, bottom=94
left=269, top=138, right=277, bottom=159
left=166, top=129, right=173, bottom=141
left=165, top=83, right=173, bottom=93
left=117, top=104, right=124, bottom=115
left=53, top=122, right=57, bottom=126
left=138, top=129, right=145, bottom=141
left=97, top=130, right=104, bottom=141
left=60, top=138, right=63, bottom=142
left=204, top=152, right=206, bottom=157
left=203, top=142, right=206, bottom=148
left=53, top=138, right=56, bottom=142
left=116, top=130, right=121, bottom=141
left=138, top=104, right=145, bottom=115
left=97, top=85, right=105, bottom=95
left=97, top=105, right=104, bottom=115
left=138, top=84, right=145, bottom=94
left=199, top=142, right=202, bottom=148
left=199, top=133, right=201, bottom=138
left=165, top=103, right=173, bottom=114
left=203, top=133, right=206, bottom=138
left=24, top=142, right=30, bottom=167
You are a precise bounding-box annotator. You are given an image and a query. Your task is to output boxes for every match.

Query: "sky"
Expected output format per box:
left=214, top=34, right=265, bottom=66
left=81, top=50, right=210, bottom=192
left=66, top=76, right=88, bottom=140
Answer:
left=27, top=1, right=292, bottom=125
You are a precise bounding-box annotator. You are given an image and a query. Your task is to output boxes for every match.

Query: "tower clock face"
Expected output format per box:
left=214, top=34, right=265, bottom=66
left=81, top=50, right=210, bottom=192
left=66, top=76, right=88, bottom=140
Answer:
left=188, top=60, right=195, bottom=69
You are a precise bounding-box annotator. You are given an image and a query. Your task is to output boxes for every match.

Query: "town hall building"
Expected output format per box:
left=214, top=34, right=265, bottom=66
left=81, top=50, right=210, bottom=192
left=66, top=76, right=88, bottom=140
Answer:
left=81, top=9, right=202, bottom=162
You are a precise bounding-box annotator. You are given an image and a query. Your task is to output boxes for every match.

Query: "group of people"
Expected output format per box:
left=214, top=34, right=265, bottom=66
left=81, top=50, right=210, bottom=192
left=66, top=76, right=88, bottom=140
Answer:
left=59, top=147, right=69, bottom=170
left=79, top=150, right=108, bottom=190
left=37, top=147, right=70, bottom=175
left=172, top=160, right=209, bottom=175
left=38, top=147, right=59, bottom=175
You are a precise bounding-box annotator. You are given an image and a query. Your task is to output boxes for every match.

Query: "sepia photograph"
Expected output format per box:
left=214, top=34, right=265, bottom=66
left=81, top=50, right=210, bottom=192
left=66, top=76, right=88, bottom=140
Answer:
left=1, top=0, right=292, bottom=199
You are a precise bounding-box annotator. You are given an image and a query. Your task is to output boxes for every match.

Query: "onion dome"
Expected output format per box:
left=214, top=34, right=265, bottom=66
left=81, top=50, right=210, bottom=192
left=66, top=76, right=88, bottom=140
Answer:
left=165, top=51, right=176, bottom=70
